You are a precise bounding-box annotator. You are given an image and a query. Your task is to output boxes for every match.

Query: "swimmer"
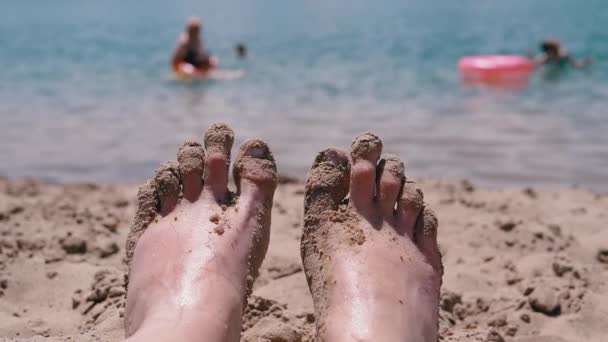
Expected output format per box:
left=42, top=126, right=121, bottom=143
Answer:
left=534, top=40, right=592, bottom=69
left=235, top=43, right=247, bottom=59
left=171, top=17, right=214, bottom=71
left=123, top=123, right=442, bottom=341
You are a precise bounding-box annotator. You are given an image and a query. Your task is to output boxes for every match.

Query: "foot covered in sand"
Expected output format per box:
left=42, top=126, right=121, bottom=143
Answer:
left=302, top=133, right=443, bottom=342
left=124, top=124, right=278, bottom=342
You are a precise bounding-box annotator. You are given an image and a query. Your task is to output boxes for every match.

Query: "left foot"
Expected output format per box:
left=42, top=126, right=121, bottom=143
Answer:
left=124, top=124, right=278, bottom=342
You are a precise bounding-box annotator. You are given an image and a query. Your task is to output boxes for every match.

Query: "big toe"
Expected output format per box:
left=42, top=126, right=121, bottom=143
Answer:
left=204, top=123, right=235, bottom=202
left=233, top=139, right=278, bottom=203
left=349, top=133, right=382, bottom=211
left=304, top=148, right=351, bottom=226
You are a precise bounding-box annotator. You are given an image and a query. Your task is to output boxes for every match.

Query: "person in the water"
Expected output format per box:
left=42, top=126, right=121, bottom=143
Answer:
left=235, top=43, right=247, bottom=59
left=534, top=40, right=592, bottom=68
left=171, top=17, right=215, bottom=71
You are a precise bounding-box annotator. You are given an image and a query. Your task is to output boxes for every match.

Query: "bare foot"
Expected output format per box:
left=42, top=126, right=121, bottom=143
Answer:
left=124, top=124, right=277, bottom=342
left=301, top=133, right=443, bottom=342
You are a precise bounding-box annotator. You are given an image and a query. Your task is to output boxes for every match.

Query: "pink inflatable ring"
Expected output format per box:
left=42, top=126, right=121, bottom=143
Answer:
left=458, top=55, right=534, bottom=83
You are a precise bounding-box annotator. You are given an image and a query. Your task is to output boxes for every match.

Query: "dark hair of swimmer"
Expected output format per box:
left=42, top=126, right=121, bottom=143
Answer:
left=186, top=17, right=201, bottom=37
left=235, top=43, right=247, bottom=58
left=541, top=40, right=560, bottom=55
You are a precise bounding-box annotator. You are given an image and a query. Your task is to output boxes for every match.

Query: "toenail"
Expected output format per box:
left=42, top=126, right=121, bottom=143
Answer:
left=315, top=149, right=348, bottom=167
left=321, top=150, right=342, bottom=164
left=250, top=146, right=265, bottom=157
left=154, top=162, right=181, bottom=196
left=381, top=155, right=405, bottom=179
left=351, top=132, right=382, bottom=161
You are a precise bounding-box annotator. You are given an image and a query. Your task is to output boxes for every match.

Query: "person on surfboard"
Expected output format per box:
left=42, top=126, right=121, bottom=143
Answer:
left=171, top=17, right=217, bottom=73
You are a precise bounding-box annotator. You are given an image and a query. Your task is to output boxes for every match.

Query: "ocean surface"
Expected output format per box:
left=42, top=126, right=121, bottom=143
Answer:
left=1, top=0, right=607, bottom=190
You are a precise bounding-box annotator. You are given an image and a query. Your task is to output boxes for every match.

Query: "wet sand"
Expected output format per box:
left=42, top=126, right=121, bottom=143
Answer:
left=0, top=176, right=607, bottom=341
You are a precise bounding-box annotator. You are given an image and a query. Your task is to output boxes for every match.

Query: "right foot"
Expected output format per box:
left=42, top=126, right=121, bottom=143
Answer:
left=124, top=124, right=278, bottom=342
left=301, top=133, right=443, bottom=342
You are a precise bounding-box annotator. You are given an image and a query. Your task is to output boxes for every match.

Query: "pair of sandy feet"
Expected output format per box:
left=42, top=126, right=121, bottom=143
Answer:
left=123, top=124, right=443, bottom=342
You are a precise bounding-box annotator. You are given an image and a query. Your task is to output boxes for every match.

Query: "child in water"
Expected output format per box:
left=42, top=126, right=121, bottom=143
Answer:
left=235, top=43, right=247, bottom=59
left=534, top=40, right=592, bottom=68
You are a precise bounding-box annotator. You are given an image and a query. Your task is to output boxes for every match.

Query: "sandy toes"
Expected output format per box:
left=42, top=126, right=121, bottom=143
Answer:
left=302, top=133, right=443, bottom=342
left=123, top=124, right=277, bottom=342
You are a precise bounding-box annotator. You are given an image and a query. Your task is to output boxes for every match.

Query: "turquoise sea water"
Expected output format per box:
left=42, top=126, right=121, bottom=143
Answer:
left=1, top=0, right=607, bottom=189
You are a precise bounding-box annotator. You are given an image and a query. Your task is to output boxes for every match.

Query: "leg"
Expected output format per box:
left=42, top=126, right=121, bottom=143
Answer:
left=124, top=124, right=278, bottom=342
left=302, top=133, right=443, bottom=342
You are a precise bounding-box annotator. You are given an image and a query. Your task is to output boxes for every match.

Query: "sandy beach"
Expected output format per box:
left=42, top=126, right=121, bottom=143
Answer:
left=0, top=176, right=606, bottom=341
left=2, top=0, right=607, bottom=340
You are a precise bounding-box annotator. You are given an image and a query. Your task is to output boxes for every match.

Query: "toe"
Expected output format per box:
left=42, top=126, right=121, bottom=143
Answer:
left=153, top=161, right=182, bottom=216
left=349, top=132, right=382, bottom=211
left=304, top=148, right=350, bottom=225
left=233, top=139, right=278, bottom=202
left=232, top=139, right=278, bottom=276
left=415, top=208, right=443, bottom=274
left=396, top=182, right=424, bottom=237
left=177, top=141, right=205, bottom=202
left=203, top=123, right=235, bottom=202
left=126, top=180, right=159, bottom=267
left=377, top=154, right=405, bottom=217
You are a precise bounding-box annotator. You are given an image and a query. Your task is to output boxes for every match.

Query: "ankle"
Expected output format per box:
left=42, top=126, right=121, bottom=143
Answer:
left=322, top=318, right=437, bottom=342
left=126, top=272, right=246, bottom=342
left=128, top=306, right=244, bottom=342
left=127, top=297, right=244, bottom=342
left=321, top=293, right=438, bottom=342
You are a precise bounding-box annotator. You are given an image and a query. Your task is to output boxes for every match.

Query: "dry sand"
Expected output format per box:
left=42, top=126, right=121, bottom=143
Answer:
left=0, top=176, right=607, bottom=341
